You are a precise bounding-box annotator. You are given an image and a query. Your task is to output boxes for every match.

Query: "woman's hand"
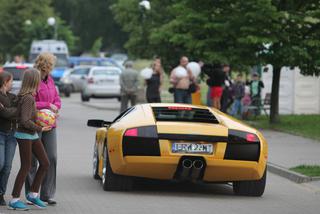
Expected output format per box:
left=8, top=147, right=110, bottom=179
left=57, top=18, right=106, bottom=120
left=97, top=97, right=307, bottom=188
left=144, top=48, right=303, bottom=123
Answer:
left=50, top=103, right=58, bottom=113
left=42, top=126, right=52, bottom=132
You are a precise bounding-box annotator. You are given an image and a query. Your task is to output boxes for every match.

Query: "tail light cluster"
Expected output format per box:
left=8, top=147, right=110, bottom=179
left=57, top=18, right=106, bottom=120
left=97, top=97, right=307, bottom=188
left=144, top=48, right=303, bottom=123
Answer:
left=122, top=126, right=160, bottom=156
left=228, top=130, right=260, bottom=144
left=225, top=129, right=260, bottom=162
left=87, top=77, right=94, bottom=84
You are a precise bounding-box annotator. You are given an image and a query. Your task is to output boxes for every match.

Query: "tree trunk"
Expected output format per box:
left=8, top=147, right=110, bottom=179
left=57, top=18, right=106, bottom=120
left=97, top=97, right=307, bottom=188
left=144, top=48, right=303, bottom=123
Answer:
left=269, top=67, right=281, bottom=123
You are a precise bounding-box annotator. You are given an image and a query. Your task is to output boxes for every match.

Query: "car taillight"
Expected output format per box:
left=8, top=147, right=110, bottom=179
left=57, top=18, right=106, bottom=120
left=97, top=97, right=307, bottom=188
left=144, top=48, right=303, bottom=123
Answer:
left=124, top=128, right=138, bottom=137
left=167, top=106, right=192, bottom=111
left=228, top=130, right=259, bottom=143
left=88, top=77, right=94, bottom=84
left=16, top=65, right=27, bottom=69
left=122, top=126, right=160, bottom=156
left=246, top=133, right=258, bottom=142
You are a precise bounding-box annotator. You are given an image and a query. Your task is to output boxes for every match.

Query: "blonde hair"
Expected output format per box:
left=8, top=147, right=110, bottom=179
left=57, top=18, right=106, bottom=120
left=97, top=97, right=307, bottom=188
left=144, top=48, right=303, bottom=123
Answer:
left=18, top=68, right=41, bottom=96
left=34, top=52, right=56, bottom=75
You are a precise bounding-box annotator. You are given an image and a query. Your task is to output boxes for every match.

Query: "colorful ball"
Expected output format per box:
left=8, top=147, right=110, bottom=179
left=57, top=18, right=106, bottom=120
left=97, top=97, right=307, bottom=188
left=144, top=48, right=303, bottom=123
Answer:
left=36, top=109, right=56, bottom=127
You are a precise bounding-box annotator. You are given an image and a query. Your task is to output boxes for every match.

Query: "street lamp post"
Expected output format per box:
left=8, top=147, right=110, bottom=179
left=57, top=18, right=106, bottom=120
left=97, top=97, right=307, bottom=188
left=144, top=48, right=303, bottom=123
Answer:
left=139, top=1, right=151, bottom=56
left=47, top=17, right=58, bottom=40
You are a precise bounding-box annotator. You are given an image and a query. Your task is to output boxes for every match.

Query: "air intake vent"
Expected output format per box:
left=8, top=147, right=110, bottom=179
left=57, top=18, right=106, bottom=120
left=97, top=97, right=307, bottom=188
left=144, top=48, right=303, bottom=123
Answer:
left=152, top=107, right=219, bottom=124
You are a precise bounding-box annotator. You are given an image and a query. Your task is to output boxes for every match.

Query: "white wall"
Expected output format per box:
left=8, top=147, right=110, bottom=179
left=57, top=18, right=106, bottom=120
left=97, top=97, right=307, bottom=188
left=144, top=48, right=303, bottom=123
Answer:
left=261, top=65, right=320, bottom=114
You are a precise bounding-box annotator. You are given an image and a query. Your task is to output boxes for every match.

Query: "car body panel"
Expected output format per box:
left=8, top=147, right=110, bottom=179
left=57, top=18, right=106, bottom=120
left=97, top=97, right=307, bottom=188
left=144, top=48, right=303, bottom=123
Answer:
left=92, top=103, right=268, bottom=182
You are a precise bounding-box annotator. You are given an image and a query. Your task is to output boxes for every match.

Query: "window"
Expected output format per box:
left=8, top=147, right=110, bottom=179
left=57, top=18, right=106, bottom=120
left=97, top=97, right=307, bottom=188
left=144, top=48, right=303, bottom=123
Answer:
left=72, top=68, right=90, bottom=75
left=92, top=69, right=120, bottom=76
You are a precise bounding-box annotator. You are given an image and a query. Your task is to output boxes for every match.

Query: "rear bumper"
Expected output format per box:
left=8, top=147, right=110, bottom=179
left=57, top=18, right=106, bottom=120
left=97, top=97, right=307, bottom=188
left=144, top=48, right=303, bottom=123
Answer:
left=110, top=139, right=267, bottom=182
left=112, top=156, right=266, bottom=182
left=83, top=86, right=120, bottom=97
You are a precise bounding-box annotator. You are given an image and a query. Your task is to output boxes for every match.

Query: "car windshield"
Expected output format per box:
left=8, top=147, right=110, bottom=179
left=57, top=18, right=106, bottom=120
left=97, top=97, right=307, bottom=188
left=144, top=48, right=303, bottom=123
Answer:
left=3, top=67, right=30, bottom=80
left=100, top=60, right=116, bottom=67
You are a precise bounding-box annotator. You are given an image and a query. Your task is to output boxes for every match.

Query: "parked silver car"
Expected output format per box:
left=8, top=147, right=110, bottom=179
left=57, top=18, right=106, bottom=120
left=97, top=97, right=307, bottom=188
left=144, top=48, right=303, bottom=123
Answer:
left=81, top=66, right=121, bottom=102
left=61, top=66, right=92, bottom=92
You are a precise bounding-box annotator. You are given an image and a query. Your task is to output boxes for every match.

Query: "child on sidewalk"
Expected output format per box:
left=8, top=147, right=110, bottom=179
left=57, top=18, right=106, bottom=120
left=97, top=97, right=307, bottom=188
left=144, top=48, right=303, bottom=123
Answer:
left=9, top=69, right=51, bottom=211
left=0, top=71, right=18, bottom=206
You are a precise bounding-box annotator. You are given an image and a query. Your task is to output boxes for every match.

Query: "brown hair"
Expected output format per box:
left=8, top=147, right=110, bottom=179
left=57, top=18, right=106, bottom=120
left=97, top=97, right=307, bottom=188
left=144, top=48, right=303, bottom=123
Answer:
left=34, top=52, right=56, bottom=76
left=0, top=71, right=13, bottom=89
left=18, top=69, right=41, bottom=96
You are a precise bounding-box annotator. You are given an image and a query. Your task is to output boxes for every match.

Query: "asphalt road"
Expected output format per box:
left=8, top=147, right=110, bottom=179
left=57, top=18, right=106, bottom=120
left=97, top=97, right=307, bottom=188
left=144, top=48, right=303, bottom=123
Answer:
left=1, top=94, right=320, bottom=214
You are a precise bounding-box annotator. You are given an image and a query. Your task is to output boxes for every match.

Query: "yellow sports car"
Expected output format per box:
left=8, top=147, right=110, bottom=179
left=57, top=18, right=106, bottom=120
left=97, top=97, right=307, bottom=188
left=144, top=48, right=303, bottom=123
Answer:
left=87, top=103, right=268, bottom=196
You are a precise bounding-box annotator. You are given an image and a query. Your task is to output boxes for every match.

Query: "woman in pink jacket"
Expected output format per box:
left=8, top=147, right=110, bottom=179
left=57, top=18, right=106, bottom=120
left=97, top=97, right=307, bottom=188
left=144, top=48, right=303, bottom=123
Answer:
left=26, top=53, right=61, bottom=205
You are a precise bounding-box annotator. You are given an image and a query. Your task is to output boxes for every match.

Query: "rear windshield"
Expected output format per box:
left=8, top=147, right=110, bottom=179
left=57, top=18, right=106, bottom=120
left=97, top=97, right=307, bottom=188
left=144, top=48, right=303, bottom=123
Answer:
left=152, top=107, right=219, bottom=124
left=93, top=69, right=120, bottom=76
left=3, top=67, right=29, bottom=80
left=72, top=68, right=90, bottom=75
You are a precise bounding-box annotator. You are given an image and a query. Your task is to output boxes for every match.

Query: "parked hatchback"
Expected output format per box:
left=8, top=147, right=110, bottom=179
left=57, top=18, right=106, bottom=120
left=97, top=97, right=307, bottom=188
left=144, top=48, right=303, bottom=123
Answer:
left=2, top=63, right=34, bottom=94
left=81, top=66, right=121, bottom=102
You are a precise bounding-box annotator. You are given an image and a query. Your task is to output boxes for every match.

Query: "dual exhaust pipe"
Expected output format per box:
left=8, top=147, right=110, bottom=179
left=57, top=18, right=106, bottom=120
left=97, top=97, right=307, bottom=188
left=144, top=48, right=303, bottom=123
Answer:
left=180, top=159, right=204, bottom=180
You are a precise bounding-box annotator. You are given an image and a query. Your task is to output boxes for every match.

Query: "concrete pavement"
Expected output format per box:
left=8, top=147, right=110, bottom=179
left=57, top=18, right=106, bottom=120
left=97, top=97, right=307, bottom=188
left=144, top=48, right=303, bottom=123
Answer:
left=1, top=94, right=320, bottom=214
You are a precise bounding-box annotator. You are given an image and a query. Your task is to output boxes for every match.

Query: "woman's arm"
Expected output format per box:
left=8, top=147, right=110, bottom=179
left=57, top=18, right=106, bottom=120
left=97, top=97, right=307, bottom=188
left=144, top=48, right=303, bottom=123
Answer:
left=52, top=86, right=61, bottom=110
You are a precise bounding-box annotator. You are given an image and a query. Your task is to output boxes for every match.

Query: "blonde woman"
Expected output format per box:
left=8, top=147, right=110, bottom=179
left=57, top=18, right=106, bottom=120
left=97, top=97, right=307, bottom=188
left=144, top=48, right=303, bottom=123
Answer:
left=9, top=69, right=50, bottom=210
left=26, top=53, right=61, bottom=206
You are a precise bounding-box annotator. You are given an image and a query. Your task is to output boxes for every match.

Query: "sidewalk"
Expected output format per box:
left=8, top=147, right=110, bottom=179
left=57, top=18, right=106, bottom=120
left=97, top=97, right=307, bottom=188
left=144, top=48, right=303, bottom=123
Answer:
left=261, top=129, right=320, bottom=183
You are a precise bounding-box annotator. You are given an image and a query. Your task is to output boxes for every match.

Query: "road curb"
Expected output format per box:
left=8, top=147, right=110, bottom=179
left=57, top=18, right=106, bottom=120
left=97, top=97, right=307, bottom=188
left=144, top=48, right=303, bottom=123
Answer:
left=267, top=162, right=313, bottom=183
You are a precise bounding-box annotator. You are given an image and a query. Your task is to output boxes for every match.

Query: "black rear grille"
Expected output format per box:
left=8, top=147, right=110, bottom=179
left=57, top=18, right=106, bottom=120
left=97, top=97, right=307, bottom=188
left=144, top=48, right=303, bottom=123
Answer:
left=224, top=143, right=260, bottom=161
left=122, top=136, right=160, bottom=156
left=152, top=107, right=219, bottom=123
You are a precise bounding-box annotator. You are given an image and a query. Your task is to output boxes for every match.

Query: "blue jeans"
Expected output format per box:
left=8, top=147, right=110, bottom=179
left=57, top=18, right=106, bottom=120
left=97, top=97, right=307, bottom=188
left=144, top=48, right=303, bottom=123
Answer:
left=230, top=98, right=242, bottom=116
left=174, top=89, right=192, bottom=104
left=0, top=131, right=17, bottom=195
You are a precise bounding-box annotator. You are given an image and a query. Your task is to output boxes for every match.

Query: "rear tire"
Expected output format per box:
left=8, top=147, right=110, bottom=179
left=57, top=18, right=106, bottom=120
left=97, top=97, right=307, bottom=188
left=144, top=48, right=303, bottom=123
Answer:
left=102, top=145, right=133, bottom=191
left=81, top=93, right=90, bottom=102
left=93, top=142, right=100, bottom=180
left=233, top=169, right=267, bottom=197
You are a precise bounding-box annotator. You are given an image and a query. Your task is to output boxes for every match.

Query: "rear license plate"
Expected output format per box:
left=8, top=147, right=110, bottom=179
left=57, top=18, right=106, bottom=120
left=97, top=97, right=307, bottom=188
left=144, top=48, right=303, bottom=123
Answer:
left=172, top=143, right=213, bottom=154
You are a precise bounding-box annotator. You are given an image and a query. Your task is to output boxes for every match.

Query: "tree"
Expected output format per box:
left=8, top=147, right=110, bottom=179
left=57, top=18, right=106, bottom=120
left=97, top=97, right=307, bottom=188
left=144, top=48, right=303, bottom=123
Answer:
left=112, top=0, right=320, bottom=123
left=0, top=0, right=76, bottom=60
left=53, top=0, right=127, bottom=53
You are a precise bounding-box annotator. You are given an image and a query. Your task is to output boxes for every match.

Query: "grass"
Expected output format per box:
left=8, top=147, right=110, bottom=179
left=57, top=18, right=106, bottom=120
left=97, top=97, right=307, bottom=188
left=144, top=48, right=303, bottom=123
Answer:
left=290, top=165, right=320, bottom=177
left=252, top=114, right=320, bottom=141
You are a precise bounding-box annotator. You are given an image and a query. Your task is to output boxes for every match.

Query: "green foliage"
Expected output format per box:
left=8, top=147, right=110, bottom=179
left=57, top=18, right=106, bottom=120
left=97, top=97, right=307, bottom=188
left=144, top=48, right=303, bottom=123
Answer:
left=290, top=165, right=320, bottom=177
left=53, top=0, right=127, bottom=53
left=111, top=0, right=320, bottom=76
left=251, top=114, right=320, bottom=141
left=0, top=0, right=76, bottom=60
left=90, top=37, right=103, bottom=57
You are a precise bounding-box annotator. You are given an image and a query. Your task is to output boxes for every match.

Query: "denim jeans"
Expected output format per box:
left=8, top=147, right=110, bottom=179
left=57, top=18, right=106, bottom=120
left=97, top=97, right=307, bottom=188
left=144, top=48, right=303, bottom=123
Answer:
left=230, top=98, right=242, bottom=116
left=174, top=89, right=192, bottom=104
left=0, top=131, right=17, bottom=195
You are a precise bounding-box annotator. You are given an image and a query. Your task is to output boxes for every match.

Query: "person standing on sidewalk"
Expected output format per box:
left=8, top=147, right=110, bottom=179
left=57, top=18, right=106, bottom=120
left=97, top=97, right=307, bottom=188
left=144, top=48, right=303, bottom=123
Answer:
left=221, top=64, right=233, bottom=113
left=170, top=56, right=195, bottom=104
left=0, top=71, right=18, bottom=206
left=230, top=74, right=245, bottom=116
left=248, top=72, right=264, bottom=116
left=146, top=60, right=163, bottom=103
left=26, top=53, right=61, bottom=206
left=120, top=61, right=139, bottom=112
left=9, top=69, right=50, bottom=211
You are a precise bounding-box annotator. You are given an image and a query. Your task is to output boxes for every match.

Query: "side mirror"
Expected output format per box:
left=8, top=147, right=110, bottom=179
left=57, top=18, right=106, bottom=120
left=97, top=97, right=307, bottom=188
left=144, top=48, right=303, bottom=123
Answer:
left=81, top=75, right=86, bottom=80
left=87, top=119, right=112, bottom=128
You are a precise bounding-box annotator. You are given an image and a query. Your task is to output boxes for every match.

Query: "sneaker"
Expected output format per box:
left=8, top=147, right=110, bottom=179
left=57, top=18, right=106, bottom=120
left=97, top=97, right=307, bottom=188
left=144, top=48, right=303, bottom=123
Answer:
left=26, top=194, right=46, bottom=209
left=0, top=195, right=6, bottom=206
left=8, top=200, right=29, bottom=211
left=42, top=198, right=57, bottom=205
